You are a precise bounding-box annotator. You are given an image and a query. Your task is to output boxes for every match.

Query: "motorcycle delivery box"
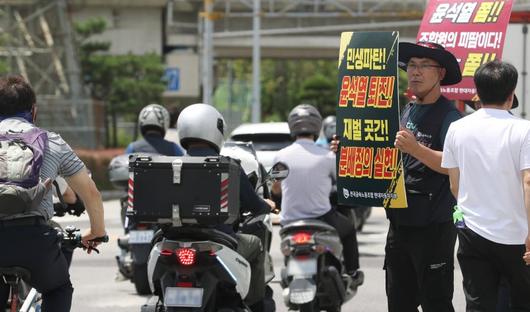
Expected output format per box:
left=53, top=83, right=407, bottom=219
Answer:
left=127, top=155, right=240, bottom=226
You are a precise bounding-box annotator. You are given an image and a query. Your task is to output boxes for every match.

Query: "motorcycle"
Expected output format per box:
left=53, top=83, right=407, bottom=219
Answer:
left=141, top=142, right=279, bottom=312
left=109, top=153, right=155, bottom=295
left=278, top=164, right=358, bottom=312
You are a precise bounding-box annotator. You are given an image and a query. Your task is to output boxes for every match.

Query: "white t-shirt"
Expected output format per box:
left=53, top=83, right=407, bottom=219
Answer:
left=273, top=138, right=335, bottom=225
left=442, top=108, right=530, bottom=244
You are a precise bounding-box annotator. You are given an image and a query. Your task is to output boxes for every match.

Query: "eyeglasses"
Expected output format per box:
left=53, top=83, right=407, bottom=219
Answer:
left=406, top=63, right=443, bottom=72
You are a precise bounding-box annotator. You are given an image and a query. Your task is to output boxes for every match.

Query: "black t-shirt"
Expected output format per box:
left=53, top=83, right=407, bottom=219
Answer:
left=387, top=96, right=461, bottom=226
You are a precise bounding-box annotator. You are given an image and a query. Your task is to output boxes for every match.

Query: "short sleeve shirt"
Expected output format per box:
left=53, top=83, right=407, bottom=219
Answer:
left=273, top=138, right=336, bottom=224
left=442, top=109, right=530, bottom=244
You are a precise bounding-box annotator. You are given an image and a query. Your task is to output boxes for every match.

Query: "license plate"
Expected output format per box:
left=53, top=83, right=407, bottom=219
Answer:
left=287, top=258, right=317, bottom=276
left=129, top=230, right=154, bottom=244
left=164, top=287, right=203, bottom=308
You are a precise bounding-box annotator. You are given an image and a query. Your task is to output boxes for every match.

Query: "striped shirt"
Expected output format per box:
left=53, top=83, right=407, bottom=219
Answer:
left=0, top=118, right=85, bottom=220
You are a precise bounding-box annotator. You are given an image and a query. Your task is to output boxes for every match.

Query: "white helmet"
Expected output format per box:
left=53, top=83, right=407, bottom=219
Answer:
left=177, top=103, right=226, bottom=152
left=138, top=104, right=170, bottom=136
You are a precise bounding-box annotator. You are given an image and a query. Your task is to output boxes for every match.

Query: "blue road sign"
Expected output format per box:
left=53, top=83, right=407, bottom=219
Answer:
left=165, top=68, right=180, bottom=91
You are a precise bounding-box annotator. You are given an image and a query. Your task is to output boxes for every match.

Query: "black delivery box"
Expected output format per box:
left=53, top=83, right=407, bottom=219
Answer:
left=128, top=155, right=240, bottom=226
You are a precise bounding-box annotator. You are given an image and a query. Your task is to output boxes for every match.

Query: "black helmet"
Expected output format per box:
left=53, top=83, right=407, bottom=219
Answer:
left=287, top=104, right=322, bottom=138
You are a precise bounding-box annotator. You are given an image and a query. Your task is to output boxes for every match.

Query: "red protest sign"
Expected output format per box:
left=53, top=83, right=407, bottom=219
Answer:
left=417, top=0, right=513, bottom=100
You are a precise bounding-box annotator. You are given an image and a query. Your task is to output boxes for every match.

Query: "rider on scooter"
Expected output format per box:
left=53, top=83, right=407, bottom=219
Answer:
left=177, top=103, right=276, bottom=312
left=271, top=104, right=364, bottom=288
left=125, top=104, right=184, bottom=156
left=118, top=104, right=184, bottom=290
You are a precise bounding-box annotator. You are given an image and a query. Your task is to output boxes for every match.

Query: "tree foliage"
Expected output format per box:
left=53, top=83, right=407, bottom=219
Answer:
left=215, top=59, right=339, bottom=122
left=298, top=74, right=336, bottom=117
left=216, top=58, right=412, bottom=123
left=74, top=18, right=165, bottom=147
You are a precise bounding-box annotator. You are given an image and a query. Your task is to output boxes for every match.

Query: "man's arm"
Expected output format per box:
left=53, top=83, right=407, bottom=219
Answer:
left=447, top=167, right=460, bottom=198
left=239, top=168, right=275, bottom=215
left=522, top=169, right=530, bottom=263
left=395, top=128, right=448, bottom=175
left=65, top=168, right=106, bottom=239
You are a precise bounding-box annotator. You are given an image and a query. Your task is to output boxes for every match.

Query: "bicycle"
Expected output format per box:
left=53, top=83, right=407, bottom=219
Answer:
left=0, top=226, right=108, bottom=312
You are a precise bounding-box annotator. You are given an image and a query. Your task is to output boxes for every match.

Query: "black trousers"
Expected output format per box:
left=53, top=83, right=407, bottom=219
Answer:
left=457, top=227, right=530, bottom=312
left=0, top=224, right=73, bottom=312
left=385, top=221, right=456, bottom=312
left=318, top=208, right=360, bottom=272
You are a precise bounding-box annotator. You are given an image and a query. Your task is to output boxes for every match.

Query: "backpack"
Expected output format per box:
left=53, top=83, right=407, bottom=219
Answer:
left=0, top=127, right=49, bottom=217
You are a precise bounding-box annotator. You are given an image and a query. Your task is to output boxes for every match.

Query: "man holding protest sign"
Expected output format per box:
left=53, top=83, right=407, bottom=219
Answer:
left=386, top=41, right=462, bottom=312
left=329, top=40, right=462, bottom=310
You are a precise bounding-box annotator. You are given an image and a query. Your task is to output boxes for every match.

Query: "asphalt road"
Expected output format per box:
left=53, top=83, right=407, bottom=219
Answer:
left=62, top=200, right=465, bottom=311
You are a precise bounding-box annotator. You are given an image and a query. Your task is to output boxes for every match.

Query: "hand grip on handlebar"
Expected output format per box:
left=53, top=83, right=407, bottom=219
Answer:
left=90, top=235, right=109, bottom=243
left=82, top=235, right=109, bottom=254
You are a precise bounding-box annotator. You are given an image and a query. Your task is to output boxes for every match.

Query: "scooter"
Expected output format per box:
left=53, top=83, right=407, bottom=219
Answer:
left=141, top=143, right=280, bottom=312
left=278, top=165, right=358, bottom=312
left=109, top=153, right=155, bottom=295
left=279, top=220, right=357, bottom=312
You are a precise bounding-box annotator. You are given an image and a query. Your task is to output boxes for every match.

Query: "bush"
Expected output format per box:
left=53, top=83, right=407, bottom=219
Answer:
left=75, top=148, right=124, bottom=190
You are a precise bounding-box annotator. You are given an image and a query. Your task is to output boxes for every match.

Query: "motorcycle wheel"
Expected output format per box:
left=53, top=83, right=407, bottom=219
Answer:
left=299, top=301, right=318, bottom=312
left=133, top=263, right=152, bottom=295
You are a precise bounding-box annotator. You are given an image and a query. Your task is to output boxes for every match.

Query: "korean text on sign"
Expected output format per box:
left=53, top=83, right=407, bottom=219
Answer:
left=346, top=48, right=387, bottom=71
left=338, top=76, right=395, bottom=108
left=338, top=146, right=399, bottom=180
left=429, top=2, right=505, bottom=24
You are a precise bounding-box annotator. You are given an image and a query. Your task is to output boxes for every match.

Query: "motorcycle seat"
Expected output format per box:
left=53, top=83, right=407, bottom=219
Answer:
left=279, top=219, right=337, bottom=236
left=0, top=266, right=31, bottom=281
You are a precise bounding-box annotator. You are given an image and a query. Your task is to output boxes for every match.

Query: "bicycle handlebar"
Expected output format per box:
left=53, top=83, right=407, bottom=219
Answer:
left=57, top=226, right=108, bottom=254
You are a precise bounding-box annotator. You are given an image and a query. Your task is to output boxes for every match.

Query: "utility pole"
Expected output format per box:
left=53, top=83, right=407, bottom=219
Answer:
left=251, top=0, right=261, bottom=123
left=202, top=0, right=214, bottom=105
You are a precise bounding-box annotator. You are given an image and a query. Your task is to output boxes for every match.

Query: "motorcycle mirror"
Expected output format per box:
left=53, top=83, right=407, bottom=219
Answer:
left=269, top=162, right=289, bottom=181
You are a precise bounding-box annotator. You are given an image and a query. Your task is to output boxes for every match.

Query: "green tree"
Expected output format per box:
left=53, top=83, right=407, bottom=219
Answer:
left=216, top=58, right=411, bottom=124
left=298, top=74, right=336, bottom=117
left=74, top=18, right=165, bottom=147
left=106, top=53, right=165, bottom=138
left=257, top=59, right=338, bottom=121
left=75, top=17, right=111, bottom=99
